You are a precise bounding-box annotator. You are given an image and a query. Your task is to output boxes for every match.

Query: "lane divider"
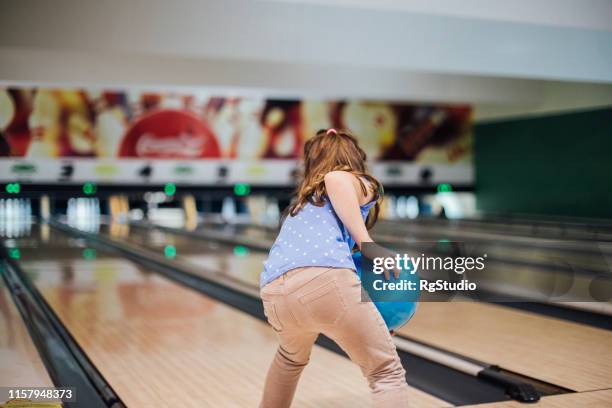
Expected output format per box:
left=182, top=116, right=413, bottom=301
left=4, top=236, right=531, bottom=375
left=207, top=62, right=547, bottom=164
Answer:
left=0, top=240, right=125, bottom=408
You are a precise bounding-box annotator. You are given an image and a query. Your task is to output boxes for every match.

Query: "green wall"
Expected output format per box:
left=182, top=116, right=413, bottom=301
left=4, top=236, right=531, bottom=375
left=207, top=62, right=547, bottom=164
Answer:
left=474, top=107, right=612, bottom=219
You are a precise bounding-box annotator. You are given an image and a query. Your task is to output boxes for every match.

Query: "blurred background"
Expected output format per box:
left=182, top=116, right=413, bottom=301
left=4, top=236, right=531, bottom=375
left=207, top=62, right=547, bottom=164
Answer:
left=0, top=1, right=611, bottom=407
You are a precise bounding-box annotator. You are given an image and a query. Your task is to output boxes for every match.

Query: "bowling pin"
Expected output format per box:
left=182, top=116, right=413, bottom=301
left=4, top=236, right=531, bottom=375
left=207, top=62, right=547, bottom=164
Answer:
left=396, top=196, right=407, bottom=219
left=386, top=195, right=397, bottom=219
left=406, top=196, right=419, bottom=219
left=221, top=196, right=237, bottom=224
left=265, top=198, right=280, bottom=226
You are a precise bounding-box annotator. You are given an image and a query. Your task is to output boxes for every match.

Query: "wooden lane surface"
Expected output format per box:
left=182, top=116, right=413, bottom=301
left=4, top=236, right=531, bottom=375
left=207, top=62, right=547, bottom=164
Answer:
left=223, top=220, right=612, bottom=261
left=231, top=224, right=612, bottom=299
left=462, top=389, right=612, bottom=407
left=120, top=226, right=612, bottom=392
left=371, top=232, right=610, bottom=276
left=21, top=257, right=446, bottom=408
left=399, top=302, right=612, bottom=392
left=197, top=224, right=610, bottom=291
left=193, top=222, right=611, bottom=269
left=375, top=219, right=612, bottom=250
left=0, top=286, right=55, bottom=390
left=127, top=225, right=612, bottom=315
left=114, top=226, right=265, bottom=288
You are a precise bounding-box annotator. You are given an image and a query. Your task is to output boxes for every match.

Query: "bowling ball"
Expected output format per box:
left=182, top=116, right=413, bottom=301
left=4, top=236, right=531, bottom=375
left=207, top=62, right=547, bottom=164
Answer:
left=352, top=251, right=418, bottom=331
left=119, top=109, right=221, bottom=158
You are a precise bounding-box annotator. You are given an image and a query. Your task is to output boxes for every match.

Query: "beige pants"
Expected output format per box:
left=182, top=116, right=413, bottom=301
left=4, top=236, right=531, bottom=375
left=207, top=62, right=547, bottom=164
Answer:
left=260, top=267, right=410, bottom=408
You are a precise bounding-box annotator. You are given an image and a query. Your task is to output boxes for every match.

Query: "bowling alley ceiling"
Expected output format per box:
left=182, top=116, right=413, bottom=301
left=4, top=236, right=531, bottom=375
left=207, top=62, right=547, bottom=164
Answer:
left=1, top=0, right=611, bottom=106
left=268, top=0, right=612, bottom=30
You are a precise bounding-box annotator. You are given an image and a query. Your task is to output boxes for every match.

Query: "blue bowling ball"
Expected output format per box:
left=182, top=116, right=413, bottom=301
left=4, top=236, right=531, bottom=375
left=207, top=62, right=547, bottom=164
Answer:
left=352, top=251, right=418, bottom=331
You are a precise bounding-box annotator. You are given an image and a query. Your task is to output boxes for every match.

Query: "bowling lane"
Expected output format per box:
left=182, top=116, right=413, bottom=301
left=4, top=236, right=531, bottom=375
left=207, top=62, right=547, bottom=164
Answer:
left=305, top=220, right=611, bottom=275
left=137, top=222, right=612, bottom=392
left=16, top=225, right=445, bottom=408
left=384, top=216, right=612, bottom=243
left=196, top=221, right=611, bottom=271
left=198, top=222, right=611, bottom=306
left=374, top=219, right=612, bottom=260
left=0, top=285, right=55, bottom=390
left=371, top=223, right=612, bottom=308
left=400, top=302, right=612, bottom=392
left=102, top=223, right=266, bottom=289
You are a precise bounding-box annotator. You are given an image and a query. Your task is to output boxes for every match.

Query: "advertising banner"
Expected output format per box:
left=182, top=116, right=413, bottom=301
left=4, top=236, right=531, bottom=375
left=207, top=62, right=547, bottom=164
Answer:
left=0, top=87, right=472, bottom=185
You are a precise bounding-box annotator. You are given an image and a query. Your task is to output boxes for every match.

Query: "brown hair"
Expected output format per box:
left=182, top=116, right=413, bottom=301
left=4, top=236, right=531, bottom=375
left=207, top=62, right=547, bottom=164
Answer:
left=285, top=129, right=383, bottom=229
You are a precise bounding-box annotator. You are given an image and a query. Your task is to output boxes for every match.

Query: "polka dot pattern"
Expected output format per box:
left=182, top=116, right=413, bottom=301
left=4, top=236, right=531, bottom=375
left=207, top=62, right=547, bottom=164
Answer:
left=260, top=199, right=376, bottom=287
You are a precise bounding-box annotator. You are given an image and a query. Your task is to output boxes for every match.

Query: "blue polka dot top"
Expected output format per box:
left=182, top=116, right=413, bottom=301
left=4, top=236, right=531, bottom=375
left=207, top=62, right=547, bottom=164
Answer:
left=260, top=198, right=376, bottom=287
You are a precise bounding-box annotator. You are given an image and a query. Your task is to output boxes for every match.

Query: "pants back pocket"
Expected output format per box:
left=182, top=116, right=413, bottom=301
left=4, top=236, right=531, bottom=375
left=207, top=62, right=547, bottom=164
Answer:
left=262, top=300, right=283, bottom=332
left=298, top=280, right=347, bottom=325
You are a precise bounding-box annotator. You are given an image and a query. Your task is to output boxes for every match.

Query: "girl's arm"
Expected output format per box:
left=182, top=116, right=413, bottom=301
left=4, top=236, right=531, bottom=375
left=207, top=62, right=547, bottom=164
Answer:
left=324, top=170, right=373, bottom=249
left=325, top=170, right=400, bottom=280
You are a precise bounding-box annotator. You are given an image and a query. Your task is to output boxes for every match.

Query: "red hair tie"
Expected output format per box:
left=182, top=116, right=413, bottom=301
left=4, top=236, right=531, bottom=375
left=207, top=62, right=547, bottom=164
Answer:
left=326, top=128, right=338, bottom=136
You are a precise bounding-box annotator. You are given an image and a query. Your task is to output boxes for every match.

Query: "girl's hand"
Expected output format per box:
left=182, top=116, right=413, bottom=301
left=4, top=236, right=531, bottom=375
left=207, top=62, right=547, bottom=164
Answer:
left=361, top=242, right=401, bottom=280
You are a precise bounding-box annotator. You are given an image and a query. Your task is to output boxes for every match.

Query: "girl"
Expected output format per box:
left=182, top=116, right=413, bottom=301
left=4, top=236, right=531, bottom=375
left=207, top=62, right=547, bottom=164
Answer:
left=260, top=129, right=410, bottom=407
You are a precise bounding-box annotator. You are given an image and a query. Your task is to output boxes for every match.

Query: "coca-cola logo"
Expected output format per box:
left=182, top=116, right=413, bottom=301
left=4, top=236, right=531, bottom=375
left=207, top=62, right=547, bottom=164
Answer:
left=135, top=131, right=206, bottom=157
left=119, top=109, right=221, bottom=158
